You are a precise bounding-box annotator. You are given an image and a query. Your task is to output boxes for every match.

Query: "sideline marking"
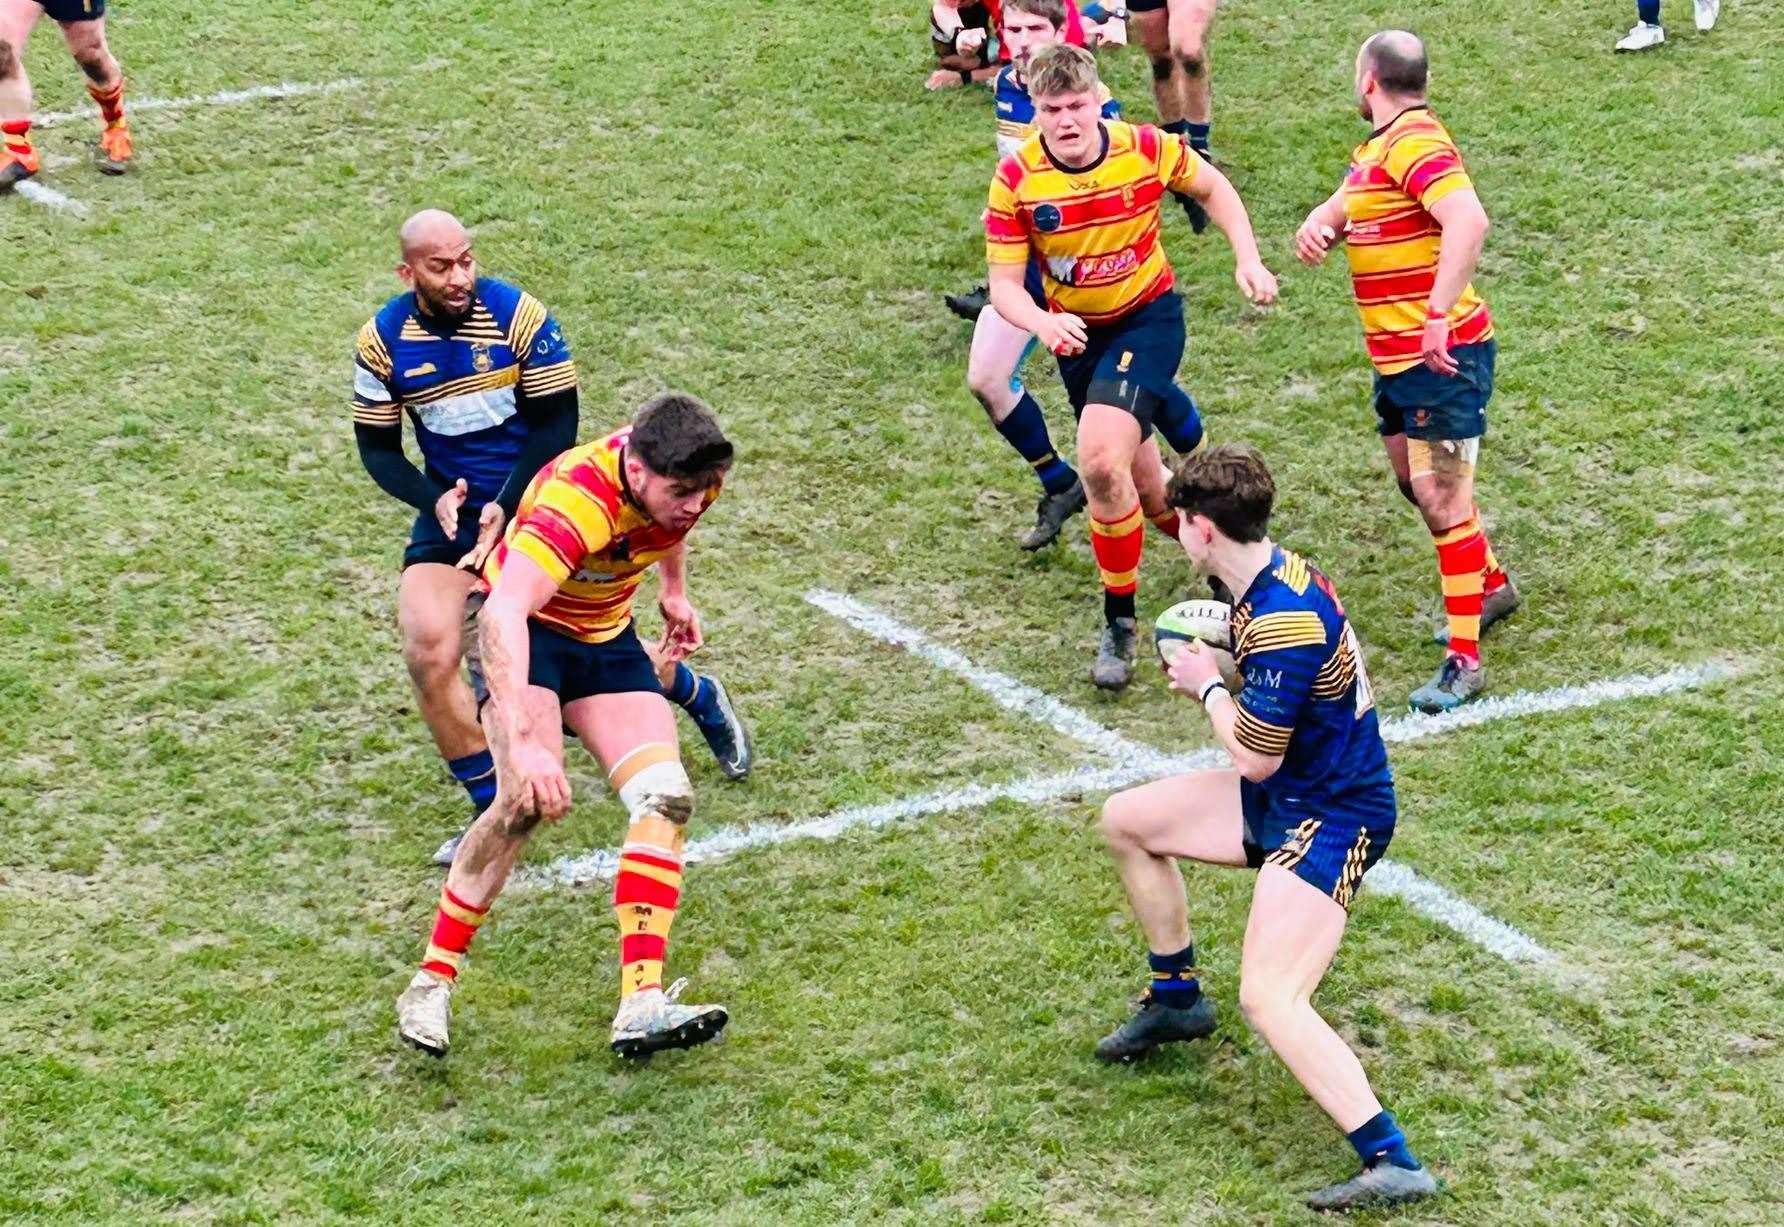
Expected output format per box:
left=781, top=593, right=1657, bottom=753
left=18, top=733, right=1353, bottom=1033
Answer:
left=13, top=180, right=90, bottom=217
left=36, top=79, right=364, bottom=127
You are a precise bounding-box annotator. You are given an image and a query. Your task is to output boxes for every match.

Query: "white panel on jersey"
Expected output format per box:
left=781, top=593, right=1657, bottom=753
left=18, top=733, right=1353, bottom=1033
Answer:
left=414, top=386, right=517, bottom=437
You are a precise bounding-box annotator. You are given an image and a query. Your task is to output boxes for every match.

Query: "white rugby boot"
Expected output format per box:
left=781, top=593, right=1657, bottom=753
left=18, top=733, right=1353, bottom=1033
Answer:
left=396, top=969, right=453, bottom=1056
left=1615, top=21, right=1666, bottom=50
left=610, top=978, right=729, bottom=1059
left=1694, top=0, right=1719, bottom=30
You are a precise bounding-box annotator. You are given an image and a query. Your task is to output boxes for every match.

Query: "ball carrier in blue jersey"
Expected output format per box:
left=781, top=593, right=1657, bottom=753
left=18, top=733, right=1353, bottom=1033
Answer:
left=957, top=0, right=1215, bottom=552
left=1093, top=445, right=1439, bottom=1212
left=351, top=211, right=753, bottom=866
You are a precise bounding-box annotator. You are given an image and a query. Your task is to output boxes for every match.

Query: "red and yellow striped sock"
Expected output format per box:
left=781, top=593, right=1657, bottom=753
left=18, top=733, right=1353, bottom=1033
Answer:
left=1148, top=508, right=1183, bottom=541
left=86, top=78, right=126, bottom=127
left=1433, top=514, right=1488, bottom=664
left=614, top=815, right=685, bottom=999
left=2, top=120, right=33, bottom=166
left=1479, top=511, right=1508, bottom=594
left=1090, top=503, right=1145, bottom=622
left=421, top=885, right=489, bottom=982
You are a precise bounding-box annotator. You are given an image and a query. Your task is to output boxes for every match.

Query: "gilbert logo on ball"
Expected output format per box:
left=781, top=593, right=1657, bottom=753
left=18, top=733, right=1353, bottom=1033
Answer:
left=1152, top=598, right=1232, bottom=664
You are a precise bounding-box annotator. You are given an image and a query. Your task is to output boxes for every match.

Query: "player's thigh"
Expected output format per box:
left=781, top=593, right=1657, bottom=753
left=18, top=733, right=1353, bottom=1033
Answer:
left=1103, top=767, right=1247, bottom=866
left=1167, top=0, right=1216, bottom=54
left=0, top=0, right=44, bottom=49
left=563, top=690, right=679, bottom=774
left=1240, top=863, right=1348, bottom=1004
left=1128, top=2, right=1170, bottom=57
left=397, top=562, right=477, bottom=657
left=966, top=306, right=1035, bottom=407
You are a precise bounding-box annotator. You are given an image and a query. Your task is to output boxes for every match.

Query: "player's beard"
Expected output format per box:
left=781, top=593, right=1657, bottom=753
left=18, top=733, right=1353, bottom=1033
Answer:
left=417, top=283, right=472, bottom=320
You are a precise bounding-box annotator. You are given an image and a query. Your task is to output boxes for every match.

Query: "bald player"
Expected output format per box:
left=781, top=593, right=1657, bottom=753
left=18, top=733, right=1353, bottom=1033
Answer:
left=352, top=213, right=752, bottom=867
left=0, top=0, right=133, bottom=187
left=1294, top=32, right=1519, bottom=714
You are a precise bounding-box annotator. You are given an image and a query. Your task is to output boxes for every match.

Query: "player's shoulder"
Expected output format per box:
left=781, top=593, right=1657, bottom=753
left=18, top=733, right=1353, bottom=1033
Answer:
left=994, top=143, right=1041, bottom=190
left=1383, top=105, right=1457, bottom=149
left=471, top=276, right=528, bottom=321
left=1235, top=551, right=1331, bottom=653
left=993, top=63, right=1022, bottom=100
left=367, top=290, right=417, bottom=339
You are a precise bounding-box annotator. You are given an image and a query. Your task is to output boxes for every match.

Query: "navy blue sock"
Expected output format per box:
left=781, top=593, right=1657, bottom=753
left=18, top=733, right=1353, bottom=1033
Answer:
left=1162, top=119, right=1191, bottom=137
left=1185, top=121, right=1212, bottom=154
left=1637, top=0, right=1660, bottom=22
left=667, top=662, right=725, bottom=730
left=1147, top=944, right=1200, bottom=1007
left=996, top=392, right=1078, bottom=495
left=1153, top=384, right=1205, bottom=456
left=447, top=749, right=497, bottom=812
left=1346, top=1110, right=1421, bottom=1171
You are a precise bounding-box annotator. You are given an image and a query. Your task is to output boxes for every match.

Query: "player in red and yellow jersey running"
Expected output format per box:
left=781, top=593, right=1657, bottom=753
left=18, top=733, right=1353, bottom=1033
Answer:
left=396, top=393, right=736, bottom=1061
left=986, top=42, right=1275, bottom=690
left=1294, top=31, right=1521, bottom=713
left=0, top=0, right=132, bottom=189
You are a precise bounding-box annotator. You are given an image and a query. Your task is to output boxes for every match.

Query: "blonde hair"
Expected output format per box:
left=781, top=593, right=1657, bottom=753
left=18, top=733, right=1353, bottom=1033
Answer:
left=1025, top=42, right=1099, bottom=99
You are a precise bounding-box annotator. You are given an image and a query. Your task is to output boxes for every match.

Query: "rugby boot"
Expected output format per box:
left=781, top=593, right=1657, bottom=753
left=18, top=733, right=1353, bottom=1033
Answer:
left=692, top=674, right=754, bottom=781
left=1433, top=575, right=1521, bottom=647
left=95, top=123, right=132, bottom=175
left=431, top=824, right=470, bottom=867
left=944, top=284, right=990, bottom=321
left=0, top=145, right=39, bottom=191
left=1408, top=653, right=1486, bottom=714
left=395, top=969, right=453, bottom=1056
left=1305, top=1160, right=1440, bottom=1211
left=610, top=978, right=729, bottom=1059
left=1695, top=0, right=1719, bottom=31
left=1093, top=987, right=1216, bottom=1063
left=1615, top=21, right=1665, bottom=50
left=1018, top=478, right=1087, bottom=550
left=1091, top=617, right=1138, bottom=690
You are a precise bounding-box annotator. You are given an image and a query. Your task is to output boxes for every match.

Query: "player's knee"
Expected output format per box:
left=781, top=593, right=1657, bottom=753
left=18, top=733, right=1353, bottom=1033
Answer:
left=1078, top=450, right=1127, bottom=502
left=1148, top=54, right=1175, bottom=83
left=0, top=40, right=18, bottom=77
left=1237, top=972, right=1295, bottom=1033
left=618, top=750, right=694, bottom=827
left=1175, top=45, right=1206, bottom=77
left=965, top=362, right=1003, bottom=411
left=402, top=626, right=461, bottom=684
left=1098, top=792, right=1142, bottom=848
left=1394, top=476, right=1417, bottom=506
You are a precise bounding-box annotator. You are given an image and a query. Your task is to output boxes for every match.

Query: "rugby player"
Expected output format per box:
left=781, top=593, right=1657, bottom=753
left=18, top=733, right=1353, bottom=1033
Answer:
left=1294, top=32, right=1519, bottom=713
left=927, top=0, right=1002, bottom=90
left=396, top=394, right=736, bottom=1059
left=0, top=0, right=132, bottom=187
left=960, top=0, right=1213, bottom=550
left=1127, top=0, right=1218, bottom=233
left=985, top=43, right=1274, bottom=688
left=1095, top=444, right=1439, bottom=1211
left=353, top=212, right=750, bottom=867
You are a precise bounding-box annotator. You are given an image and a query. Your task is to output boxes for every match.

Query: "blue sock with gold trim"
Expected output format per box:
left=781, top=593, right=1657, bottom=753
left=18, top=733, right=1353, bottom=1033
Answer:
left=1147, top=943, right=1200, bottom=1007
left=1347, top=1110, right=1421, bottom=1171
left=447, top=749, right=497, bottom=811
left=996, top=392, right=1078, bottom=495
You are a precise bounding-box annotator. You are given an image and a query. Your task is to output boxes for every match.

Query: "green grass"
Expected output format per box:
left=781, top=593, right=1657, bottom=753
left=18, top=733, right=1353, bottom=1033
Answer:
left=3, top=0, right=1782, bottom=1221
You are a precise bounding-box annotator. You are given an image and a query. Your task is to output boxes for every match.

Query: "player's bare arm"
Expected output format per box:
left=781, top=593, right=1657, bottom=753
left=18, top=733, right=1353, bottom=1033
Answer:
left=1166, top=641, right=1283, bottom=781
left=655, top=537, right=703, bottom=661
left=1421, top=188, right=1490, bottom=375
left=477, top=551, right=571, bottom=821
left=1179, top=160, right=1278, bottom=303
left=987, top=261, right=1085, bottom=354
left=1294, top=187, right=1348, bottom=266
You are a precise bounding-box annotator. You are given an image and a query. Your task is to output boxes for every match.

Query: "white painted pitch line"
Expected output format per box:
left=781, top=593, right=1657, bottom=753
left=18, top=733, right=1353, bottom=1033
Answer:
left=12, top=179, right=89, bottom=217
left=522, top=592, right=1729, bottom=970
left=805, top=588, right=1161, bottom=765
left=35, top=78, right=363, bottom=128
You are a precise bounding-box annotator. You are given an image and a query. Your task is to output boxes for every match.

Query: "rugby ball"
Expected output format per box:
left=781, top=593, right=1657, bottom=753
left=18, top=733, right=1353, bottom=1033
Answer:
left=1153, top=599, right=1240, bottom=689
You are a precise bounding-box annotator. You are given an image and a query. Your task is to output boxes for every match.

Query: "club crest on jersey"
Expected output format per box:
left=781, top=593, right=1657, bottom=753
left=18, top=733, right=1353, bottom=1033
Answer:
left=1033, top=203, right=1062, bottom=233
left=1413, top=408, right=1431, bottom=429
left=1121, top=184, right=1135, bottom=209
left=470, top=343, right=493, bottom=373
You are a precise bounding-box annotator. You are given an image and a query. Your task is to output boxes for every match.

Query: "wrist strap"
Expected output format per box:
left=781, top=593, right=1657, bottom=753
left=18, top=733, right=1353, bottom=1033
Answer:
left=1197, top=677, right=1225, bottom=708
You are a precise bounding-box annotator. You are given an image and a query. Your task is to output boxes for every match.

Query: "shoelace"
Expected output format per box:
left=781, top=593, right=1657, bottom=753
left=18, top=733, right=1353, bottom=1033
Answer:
left=663, top=977, right=689, bottom=1003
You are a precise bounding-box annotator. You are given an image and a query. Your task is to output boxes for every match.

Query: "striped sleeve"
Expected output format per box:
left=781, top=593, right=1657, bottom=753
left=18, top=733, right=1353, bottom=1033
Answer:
left=513, top=298, right=579, bottom=399
left=985, top=157, right=1032, bottom=266
left=351, top=319, right=399, bottom=427
left=1382, top=127, right=1472, bottom=211
left=507, top=475, right=615, bottom=584
left=1153, top=128, right=1202, bottom=195
left=1232, top=612, right=1328, bottom=757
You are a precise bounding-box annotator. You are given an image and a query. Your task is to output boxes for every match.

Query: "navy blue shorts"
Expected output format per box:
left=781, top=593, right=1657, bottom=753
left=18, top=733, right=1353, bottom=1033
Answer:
left=1126, top=0, right=1166, bottom=12
left=403, top=504, right=482, bottom=570
left=470, top=618, right=661, bottom=711
left=1023, top=258, right=1047, bottom=311
left=36, top=0, right=105, bottom=21
left=1241, top=778, right=1397, bottom=910
left=1373, top=338, right=1496, bottom=440
left=1056, top=291, right=1186, bottom=442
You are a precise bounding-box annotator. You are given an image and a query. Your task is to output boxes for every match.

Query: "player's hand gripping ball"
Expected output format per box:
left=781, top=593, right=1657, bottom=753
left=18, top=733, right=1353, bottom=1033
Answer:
left=1153, top=599, right=1241, bottom=691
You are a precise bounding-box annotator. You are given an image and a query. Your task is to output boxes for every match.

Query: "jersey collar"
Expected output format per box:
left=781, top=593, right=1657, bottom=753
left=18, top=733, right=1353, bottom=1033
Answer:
left=1369, top=102, right=1430, bottom=140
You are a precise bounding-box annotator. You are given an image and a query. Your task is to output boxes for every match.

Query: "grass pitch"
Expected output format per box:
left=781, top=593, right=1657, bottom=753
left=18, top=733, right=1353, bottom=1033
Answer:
left=2, top=0, right=1781, bottom=1222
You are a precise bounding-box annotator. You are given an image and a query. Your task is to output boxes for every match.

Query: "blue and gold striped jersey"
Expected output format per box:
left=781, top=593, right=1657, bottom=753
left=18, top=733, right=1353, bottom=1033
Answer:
left=351, top=277, right=577, bottom=503
left=1231, top=547, right=1392, bottom=802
